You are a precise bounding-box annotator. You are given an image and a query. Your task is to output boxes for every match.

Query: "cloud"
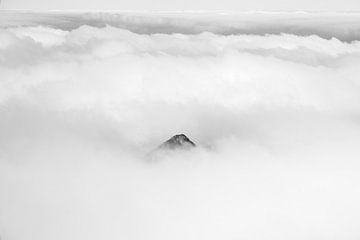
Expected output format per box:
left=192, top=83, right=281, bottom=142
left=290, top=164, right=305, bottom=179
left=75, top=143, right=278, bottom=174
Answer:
left=1, top=21, right=360, bottom=240
left=3, top=11, right=360, bottom=42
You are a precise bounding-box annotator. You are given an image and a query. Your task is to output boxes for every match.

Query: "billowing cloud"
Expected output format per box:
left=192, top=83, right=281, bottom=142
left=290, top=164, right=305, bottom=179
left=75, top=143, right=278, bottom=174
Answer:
left=1, top=15, right=360, bottom=240
left=3, top=11, right=360, bottom=41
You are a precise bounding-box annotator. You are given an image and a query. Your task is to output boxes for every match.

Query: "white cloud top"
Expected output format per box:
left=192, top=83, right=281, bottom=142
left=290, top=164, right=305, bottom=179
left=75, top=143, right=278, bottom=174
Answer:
left=1, top=16, right=360, bottom=240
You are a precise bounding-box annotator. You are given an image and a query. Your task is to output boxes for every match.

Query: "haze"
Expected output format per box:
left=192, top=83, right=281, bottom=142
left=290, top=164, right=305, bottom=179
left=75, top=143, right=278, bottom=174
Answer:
left=1, top=0, right=360, bottom=11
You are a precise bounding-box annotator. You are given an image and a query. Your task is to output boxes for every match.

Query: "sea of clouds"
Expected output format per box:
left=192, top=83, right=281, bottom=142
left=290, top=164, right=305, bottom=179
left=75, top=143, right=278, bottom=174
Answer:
left=1, top=12, right=360, bottom=240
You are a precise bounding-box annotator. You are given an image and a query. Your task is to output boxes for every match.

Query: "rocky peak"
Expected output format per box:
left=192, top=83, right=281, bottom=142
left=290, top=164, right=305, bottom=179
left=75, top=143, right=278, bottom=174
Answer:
left=157, top=134, right=196, bottom=150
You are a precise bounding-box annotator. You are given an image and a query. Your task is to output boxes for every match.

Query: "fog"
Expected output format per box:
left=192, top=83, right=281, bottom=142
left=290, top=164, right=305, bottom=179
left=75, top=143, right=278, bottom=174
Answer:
left=1, top=14, right=360, bottom=240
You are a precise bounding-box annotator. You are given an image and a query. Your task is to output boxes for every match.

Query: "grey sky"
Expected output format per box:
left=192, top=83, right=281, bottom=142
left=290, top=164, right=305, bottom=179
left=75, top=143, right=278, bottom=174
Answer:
left=1, top=0, right=360, bottom=11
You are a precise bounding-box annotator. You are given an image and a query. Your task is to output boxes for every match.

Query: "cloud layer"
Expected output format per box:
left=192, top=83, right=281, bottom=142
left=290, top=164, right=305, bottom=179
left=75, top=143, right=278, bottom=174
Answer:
left=3, top=11, right=360, bottom=41
left=1, top=18, right=360, bottom=240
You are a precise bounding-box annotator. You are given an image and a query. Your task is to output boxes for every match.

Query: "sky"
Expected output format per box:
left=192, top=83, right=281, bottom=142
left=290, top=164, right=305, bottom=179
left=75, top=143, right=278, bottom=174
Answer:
left=1, top=0, right=360, bottom=11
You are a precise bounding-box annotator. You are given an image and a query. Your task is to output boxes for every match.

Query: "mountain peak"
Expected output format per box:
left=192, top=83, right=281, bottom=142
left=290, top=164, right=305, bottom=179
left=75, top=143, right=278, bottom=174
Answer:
left=157, top=134, right=196, bottom=150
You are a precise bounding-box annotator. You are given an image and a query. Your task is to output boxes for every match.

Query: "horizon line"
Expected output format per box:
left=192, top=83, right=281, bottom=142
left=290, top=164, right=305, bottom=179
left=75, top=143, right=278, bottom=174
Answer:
left=1, top=9, right=360, bottom=14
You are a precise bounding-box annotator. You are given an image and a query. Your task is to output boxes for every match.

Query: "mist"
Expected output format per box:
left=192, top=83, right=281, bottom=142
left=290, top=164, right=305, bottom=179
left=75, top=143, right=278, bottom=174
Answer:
left=1, top=13, right=360, bottom=240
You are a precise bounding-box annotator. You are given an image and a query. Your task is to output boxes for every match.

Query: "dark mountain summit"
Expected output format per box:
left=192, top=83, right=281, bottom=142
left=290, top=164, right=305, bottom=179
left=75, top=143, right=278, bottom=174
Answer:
left=146, top=134, right=196, bottom=160
left=157, top=134, right=196, bottom=150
